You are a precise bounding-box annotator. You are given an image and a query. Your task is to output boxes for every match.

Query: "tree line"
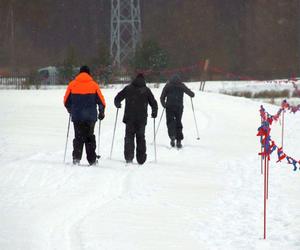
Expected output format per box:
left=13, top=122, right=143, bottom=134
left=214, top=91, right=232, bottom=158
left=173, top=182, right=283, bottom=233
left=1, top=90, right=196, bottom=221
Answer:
left=0, top=0, right=299, bottom=80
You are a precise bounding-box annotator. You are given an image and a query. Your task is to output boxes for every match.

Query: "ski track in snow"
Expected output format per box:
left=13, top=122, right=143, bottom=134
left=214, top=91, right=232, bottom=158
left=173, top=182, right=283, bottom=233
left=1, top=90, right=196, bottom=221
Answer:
left=0, top=153, right=134, bottom=250
left=0, top=85, right=300, bottom=249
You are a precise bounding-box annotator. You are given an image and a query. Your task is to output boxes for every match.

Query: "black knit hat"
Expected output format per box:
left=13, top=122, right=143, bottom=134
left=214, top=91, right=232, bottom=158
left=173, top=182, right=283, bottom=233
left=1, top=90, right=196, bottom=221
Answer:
left=136, top=73, right=145, bottom=79
left=170, top=74, right=180, bottom=82
left=132, top=73, right=146, bottom=87
left=79, top=65, right=90, bottom=74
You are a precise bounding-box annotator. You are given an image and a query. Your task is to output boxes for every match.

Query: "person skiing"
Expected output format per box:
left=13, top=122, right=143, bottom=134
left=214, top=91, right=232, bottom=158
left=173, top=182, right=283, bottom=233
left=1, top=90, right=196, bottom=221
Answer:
left=114, top=73, right=158, bottom=164
left=160, top=74, right=195, bottom=148
left=63, top=65, right=106, bottom=166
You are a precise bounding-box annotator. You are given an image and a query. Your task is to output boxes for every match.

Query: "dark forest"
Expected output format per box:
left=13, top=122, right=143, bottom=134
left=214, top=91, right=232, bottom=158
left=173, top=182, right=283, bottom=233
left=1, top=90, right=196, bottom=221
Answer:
left=0, top=0, right=299, bottom=79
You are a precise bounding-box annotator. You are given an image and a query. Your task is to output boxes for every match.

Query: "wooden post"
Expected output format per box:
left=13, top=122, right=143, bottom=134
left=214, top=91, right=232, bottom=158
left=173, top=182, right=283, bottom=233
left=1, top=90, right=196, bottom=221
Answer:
left=199, top=59, right=210, bottom=91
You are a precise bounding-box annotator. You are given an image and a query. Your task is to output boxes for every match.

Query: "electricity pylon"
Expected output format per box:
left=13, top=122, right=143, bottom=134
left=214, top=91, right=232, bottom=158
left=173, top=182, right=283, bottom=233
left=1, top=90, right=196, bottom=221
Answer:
left=110, top=0, right=141, bottom=68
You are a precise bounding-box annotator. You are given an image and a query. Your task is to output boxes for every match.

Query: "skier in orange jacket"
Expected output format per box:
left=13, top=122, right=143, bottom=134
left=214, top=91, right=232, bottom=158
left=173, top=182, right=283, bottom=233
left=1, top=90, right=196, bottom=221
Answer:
left=64, top=65, right=106, bottom=165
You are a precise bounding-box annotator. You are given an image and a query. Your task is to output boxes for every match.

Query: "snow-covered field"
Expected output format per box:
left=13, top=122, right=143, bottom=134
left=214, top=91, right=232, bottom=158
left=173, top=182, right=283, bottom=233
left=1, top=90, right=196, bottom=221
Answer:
left=1, top=82, right=300, bottom=250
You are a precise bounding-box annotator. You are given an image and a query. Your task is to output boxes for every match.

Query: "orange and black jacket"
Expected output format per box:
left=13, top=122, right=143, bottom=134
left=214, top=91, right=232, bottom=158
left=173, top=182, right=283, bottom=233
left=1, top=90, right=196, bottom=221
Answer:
left=64, top=72, right=106, bottom=122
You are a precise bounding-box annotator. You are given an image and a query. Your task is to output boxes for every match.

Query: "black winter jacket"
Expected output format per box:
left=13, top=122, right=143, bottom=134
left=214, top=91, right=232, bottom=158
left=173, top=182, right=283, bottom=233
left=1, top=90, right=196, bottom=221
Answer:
left=114, top=76, right=158, bottom=125
left=160, top=75, right=195, bottom=108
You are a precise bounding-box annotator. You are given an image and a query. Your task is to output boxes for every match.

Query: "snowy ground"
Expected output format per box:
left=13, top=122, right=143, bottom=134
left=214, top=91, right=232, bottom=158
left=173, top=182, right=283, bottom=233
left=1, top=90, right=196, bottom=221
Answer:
left=0, top=82, right=300, bottom=250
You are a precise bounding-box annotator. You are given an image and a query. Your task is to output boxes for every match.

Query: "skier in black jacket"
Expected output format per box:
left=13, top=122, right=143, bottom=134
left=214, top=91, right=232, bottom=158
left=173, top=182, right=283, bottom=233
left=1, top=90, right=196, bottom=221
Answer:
left=160, top=74, right=195, bottom=148
left=114, top=73, right=158, bottom=164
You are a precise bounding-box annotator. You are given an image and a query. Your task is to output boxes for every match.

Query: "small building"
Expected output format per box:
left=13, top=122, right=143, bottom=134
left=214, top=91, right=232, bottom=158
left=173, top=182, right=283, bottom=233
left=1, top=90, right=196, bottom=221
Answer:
left=37, top=66, right=59, bottom=85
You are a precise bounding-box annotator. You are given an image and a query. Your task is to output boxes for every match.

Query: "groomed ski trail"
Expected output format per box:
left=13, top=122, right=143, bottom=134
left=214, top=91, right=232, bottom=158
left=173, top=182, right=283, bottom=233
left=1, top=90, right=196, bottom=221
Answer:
left=1, top=87, right=300, bottom=249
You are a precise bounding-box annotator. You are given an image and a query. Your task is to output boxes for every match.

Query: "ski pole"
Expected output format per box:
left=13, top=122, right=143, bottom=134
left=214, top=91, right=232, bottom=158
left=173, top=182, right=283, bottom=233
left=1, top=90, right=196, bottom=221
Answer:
left=190, top=98, right=200, bottom=140
left=110, top=108, right=119, bottom=159
left=97, top=120, right=101, bottom=157
left=63, top=115, right=71, bottom=163
left=154, top=108, right=165, bottom=140
left=153, top=118, right=157, bottom=162
left=281, top=110, right=285, bottom=148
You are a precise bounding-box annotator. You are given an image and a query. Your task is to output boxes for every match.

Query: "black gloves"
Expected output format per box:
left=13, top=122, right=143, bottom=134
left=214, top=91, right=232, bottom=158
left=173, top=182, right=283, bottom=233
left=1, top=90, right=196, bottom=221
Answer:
left=115, top=102, right=121, bottom=109
left=98, top=111, right=105, bottom=120
left=151, top=110, right=157, bottom=118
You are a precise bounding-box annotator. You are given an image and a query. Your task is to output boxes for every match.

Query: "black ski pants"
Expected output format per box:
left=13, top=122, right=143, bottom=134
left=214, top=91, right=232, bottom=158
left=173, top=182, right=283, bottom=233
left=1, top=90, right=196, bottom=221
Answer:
left=166, top=106, right=184, bottom=140
left=73, top=121, right=97, bottom=164
left=124, top=122, right=147, bottom=164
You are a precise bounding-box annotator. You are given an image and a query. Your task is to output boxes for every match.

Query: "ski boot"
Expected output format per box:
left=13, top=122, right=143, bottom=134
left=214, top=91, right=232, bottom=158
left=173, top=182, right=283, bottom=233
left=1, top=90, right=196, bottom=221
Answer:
left=170, top=137, right=176, bottom=147
left=90, top=159, right=98, bottom=166
left=176, top=140, right=182, bottom=149
left=137, top=153, right=147, bottom=165
left=73, top=159, right=80, bottom=166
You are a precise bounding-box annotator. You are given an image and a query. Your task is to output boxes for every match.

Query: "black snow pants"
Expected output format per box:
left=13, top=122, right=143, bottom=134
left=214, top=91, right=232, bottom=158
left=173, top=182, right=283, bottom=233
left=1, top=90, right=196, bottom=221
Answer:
left=73, top=121, right=97, bottom=165
left=124, top=122, right=147, bottom=164
left=166, top=106, right=184, bottom=140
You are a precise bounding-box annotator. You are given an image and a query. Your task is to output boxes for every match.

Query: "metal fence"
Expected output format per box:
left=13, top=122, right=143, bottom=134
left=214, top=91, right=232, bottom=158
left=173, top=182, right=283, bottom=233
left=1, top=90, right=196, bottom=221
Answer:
left=0, top=74, right=28, bottom=89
